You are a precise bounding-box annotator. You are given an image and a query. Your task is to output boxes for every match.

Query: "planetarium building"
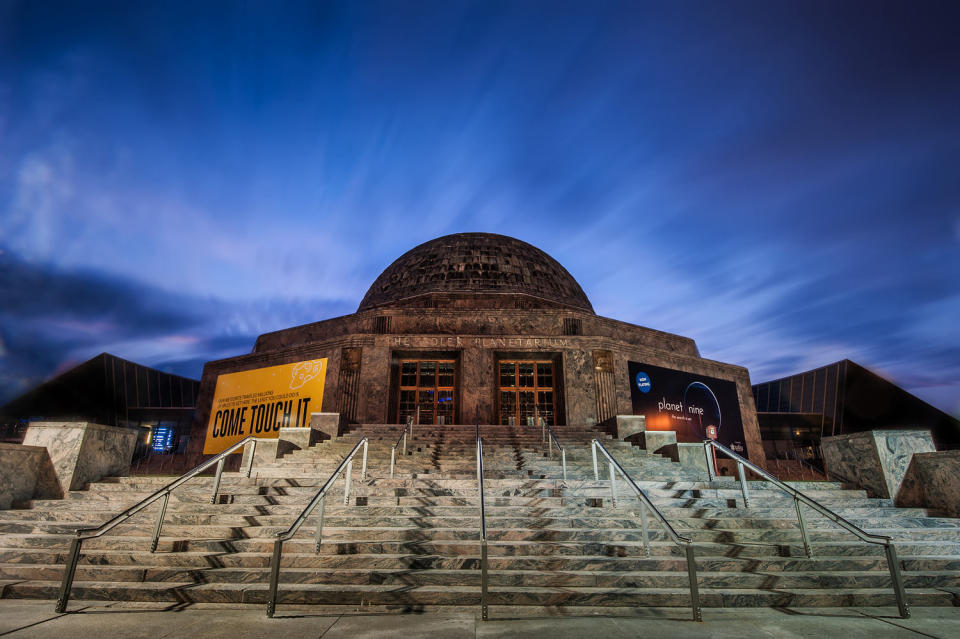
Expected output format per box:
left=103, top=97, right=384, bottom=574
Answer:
left=187, top=233, right=763, bottom=462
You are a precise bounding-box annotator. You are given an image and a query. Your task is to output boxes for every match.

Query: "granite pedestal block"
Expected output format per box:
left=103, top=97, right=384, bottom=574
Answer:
left=22, top=422, right=138, bottom=493
left=240, top=438, right=280, bottom=470
left=661, top=442, right=709, bottom=472
left=0, top=443, right=60, bottom=508
left=637, top=430, right=677, bottom=455
left=896, top=450, right=960, bottom=517
left=599, top=415, right=646, bottom=440
left=821, top=429, right=935, bottom=499
left=310, top=412, right=343, bottom=439
left=278, top=424, right=327, bottom=456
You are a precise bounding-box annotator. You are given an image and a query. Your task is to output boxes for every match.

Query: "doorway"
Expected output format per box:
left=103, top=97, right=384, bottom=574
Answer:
left=398, top=359, right=456, bottom=424
left=498, top=360, right=557, bottom=426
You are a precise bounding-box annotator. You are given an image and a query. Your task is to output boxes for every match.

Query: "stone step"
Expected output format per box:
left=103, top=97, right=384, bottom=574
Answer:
left=3, top=563, right=959, bottom=590
left=3, top=580, right=954, bottom=608
left=0, top=505, right=942, bottom=524
left=4, top=534, right=958, bottom=558
left=6, top=547, right=959, bottom=573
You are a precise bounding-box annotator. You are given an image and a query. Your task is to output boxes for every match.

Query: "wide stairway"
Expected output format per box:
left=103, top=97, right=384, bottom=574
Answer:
left=1, top=423, right=959, bottom=613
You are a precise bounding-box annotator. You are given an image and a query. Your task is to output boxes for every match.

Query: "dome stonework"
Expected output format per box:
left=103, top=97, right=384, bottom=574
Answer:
left=358, top=233, right=594, bottom=313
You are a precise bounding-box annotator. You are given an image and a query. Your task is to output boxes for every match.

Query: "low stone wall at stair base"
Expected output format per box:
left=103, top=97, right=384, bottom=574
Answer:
left=896, top=451, right=960, bottom=517
left=820, top=429, right=935, bottom=499
left=0, top=443, right=61, bottom=508
left=22, top=422, right=138, bottom=493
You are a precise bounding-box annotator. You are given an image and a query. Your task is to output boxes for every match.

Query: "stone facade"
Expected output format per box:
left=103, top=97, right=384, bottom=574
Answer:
left=0, top=443, right=60, bottom=508
left=186, top=234, right=764, bottom=465
left=896, top=450, right=960, bottom=517
left=22, top=422, right=138, bottom=493
left=821, top=429, right=936, bottom=499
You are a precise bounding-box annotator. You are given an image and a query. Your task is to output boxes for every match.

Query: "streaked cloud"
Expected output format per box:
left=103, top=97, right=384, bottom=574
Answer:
left=1, top=1, right=957, bottom=417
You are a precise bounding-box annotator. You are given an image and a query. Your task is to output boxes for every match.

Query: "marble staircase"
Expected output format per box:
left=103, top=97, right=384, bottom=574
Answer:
left=1, top=423, right=958, bottom=612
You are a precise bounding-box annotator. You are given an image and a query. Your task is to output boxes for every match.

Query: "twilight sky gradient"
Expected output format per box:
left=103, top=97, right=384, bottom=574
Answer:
left=1, top=1, right=958, bottom=416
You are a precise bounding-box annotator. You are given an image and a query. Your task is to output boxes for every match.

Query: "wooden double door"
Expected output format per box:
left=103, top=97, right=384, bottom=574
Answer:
left=497, top=360, right=557, bottom=426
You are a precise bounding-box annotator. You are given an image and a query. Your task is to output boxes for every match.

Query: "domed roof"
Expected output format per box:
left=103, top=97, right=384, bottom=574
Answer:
left=358, top=233, right=594, bottom=313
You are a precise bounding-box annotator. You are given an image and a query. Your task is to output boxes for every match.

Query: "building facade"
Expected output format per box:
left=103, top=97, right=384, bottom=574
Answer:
left=753, top=359, right=960, bottom=457
left=187, top=233, right=764, bottom=462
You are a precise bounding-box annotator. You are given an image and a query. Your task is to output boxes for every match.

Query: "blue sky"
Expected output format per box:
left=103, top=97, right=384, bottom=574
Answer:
left=1, top=1, right=958, bottom=417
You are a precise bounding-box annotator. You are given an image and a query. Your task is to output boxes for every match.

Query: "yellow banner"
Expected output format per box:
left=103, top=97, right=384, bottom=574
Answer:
left=203, top=358, right=327, bottom=454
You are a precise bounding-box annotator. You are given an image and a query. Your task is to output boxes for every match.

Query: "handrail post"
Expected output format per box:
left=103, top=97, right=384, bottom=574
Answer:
left=266, top=537, right=283, bottom=617
left=737, top=461, right=751, bottom=508
left=884, top=542, right=910, bottom=618
left=210, top=457, right=226, bottom=504
left=476, top=439, right=481, bottom=495
left=343, top=458, right=353, bottom=506
left=795, top=496, right=812, bottom=558
left=638, top=499, right=651, bottom=557
left=361, top=439, right=368, bottom=481
left=684, top=543, right=703, bottom=622
left=245, top=439, right=257, bottom=478
left=54, top=535, right=83, bottom=613
left=592, top=440, right=599, bottom=480
left=150, top=492, right=170, bottom=553
left=403, top=430, right=407, bottom=456
left=561, top=449, right=567, bottom=483
left=704, top=442, right=715, bottom=481
left=390, top=446, right=396, bottom=479
left=608, top=460, right=617, bottom=507
left=313, top=494, right=326, bottom=552
left=481, top=539, right=489, bottom=621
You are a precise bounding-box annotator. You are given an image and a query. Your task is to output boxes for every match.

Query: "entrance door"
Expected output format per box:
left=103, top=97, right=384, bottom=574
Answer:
left=498, top=360, right=556, bottom=426
left=398, top=360, right=455, bottom=424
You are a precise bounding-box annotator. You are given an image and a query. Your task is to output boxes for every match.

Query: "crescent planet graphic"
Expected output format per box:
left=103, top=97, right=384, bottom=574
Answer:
left=683, top=381, right=722, bottom=432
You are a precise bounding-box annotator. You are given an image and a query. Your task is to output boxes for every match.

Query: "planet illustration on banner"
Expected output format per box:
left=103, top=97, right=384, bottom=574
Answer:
left=683, top=381, right=722, bottom=438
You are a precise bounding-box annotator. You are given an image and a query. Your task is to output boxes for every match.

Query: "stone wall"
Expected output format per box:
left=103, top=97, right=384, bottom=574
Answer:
left=0, top=443, right=60, bottom=508
left=22, top=422, right=138, bottom=493
left=821, top=429, right=936, bottom=499
left=188, top=309, right=764, bottom=464
left=896, top=451, right=960, bottom=517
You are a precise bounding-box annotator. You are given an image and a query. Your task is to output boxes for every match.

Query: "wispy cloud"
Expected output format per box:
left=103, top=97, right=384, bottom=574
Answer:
left=1, top=1, right=958, bottom=417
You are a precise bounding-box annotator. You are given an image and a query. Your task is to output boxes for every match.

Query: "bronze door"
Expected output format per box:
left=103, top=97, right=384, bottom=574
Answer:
left=498, top=360, right=556, bottom=426
left=398, top=360, right=455, bottom=424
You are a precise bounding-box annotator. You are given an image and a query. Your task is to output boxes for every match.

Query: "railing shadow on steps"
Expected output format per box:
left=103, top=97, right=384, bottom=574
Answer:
left=541, top=423, right=567, bottom=482
left=703, top=438, right=910, bottom=619
left=266, top=436, right=369, bottom=617
left=590, top=439, right=702, bottom=622
left=476, top=423, right=489, bottom=621
left=390, top=416, right=415, bottom=479
left=55, top=435, right=271, bottom=613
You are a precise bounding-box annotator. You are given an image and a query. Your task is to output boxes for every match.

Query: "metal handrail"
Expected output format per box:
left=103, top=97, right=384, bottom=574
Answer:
left=543, top=425, right=567, bottom=482
left=390, top=416, right=414, bottom=478
left=476, top=434, right=489, bottom=621
left=266, top=436, right=368, bottom=617
left=56, top=435, right=267, bottom=612
left=591, top=440, right=701, bottom=621
left=703, top=438, right=909, bottom=618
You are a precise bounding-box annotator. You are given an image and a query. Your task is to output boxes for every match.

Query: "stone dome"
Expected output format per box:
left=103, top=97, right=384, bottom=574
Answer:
left=358, top=233, right=594, bottom=313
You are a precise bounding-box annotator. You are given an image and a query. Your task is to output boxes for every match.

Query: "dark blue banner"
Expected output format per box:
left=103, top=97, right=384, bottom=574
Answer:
left=628, top=361, right=746, bottom=453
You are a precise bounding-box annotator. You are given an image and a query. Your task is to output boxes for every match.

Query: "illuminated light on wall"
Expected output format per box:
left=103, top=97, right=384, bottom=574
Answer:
left=152, top=426, right=174, bottom=453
